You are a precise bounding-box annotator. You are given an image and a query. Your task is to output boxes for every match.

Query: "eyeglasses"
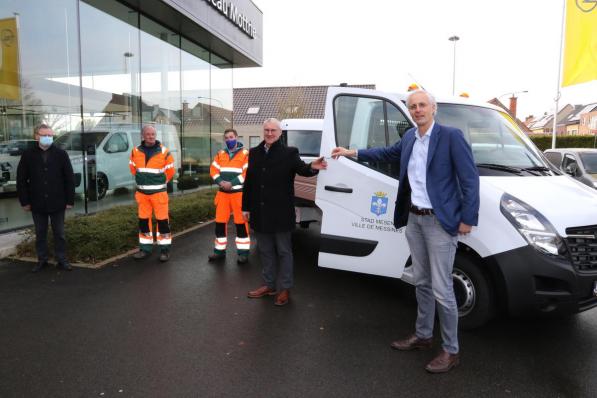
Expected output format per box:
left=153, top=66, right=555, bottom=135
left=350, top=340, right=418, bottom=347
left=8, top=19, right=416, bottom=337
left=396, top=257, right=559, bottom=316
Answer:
left=264, top=129, right=279, bottom=133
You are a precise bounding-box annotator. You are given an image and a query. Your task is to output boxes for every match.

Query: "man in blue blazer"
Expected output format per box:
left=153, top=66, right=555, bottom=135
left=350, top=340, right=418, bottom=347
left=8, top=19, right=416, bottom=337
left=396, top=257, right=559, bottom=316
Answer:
left=332, top=90, right=479, bottom=373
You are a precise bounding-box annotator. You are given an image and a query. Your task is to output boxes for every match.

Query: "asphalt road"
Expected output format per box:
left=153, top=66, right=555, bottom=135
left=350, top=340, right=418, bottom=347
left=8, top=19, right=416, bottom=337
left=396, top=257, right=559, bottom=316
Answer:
left=1, top=224, right=596, bottom=398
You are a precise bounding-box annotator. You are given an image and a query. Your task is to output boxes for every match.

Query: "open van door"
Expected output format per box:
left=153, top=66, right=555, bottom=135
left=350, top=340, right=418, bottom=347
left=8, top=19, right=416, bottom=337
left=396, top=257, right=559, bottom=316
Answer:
left=315, top=87, right=414, bottom=278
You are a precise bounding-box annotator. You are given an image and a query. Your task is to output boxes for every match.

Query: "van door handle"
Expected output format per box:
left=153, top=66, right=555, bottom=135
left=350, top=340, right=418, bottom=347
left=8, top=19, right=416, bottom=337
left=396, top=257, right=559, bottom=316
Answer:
left=324, top=185, right=353, bottom=193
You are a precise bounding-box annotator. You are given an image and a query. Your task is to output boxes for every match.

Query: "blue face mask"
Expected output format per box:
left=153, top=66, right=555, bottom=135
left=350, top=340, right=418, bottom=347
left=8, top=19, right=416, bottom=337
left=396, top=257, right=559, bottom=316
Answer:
left=225, top=139, right=237, bottom=150
left=39, top=136, right=53, bottom=147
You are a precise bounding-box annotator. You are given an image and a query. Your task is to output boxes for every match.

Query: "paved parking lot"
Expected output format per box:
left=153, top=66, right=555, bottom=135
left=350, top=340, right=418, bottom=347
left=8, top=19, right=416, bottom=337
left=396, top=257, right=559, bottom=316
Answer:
left=1, top=224, right=596, bottom=397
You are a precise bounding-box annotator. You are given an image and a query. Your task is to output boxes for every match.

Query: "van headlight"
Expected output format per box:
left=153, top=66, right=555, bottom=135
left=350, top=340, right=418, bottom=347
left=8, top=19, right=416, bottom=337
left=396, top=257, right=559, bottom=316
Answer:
left=500, top=193, right=566, bottom=256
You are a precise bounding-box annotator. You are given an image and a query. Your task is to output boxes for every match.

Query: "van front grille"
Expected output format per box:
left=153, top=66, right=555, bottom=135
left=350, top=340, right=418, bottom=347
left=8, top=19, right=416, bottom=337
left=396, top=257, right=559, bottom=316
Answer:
left=565, top=225, right=597, bottom=271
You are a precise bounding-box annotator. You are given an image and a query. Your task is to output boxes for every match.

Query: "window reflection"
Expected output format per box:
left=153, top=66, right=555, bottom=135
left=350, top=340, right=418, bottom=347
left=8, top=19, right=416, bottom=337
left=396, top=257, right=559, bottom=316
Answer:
left=0, top=0, right=233, bottom=232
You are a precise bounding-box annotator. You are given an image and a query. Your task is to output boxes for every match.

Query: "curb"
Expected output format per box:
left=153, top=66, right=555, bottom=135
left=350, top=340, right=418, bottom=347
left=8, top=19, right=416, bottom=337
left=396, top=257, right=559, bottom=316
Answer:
left=10, top=220, right=215, bottom=270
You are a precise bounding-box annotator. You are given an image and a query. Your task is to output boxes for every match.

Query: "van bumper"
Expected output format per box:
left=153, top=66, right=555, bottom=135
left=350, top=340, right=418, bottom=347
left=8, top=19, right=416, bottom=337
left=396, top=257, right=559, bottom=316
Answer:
left=490, top=245, right=597, bottom=316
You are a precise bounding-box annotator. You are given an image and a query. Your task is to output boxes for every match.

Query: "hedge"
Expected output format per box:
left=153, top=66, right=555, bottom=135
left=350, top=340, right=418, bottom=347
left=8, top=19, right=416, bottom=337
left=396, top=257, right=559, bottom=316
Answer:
left=529, top=135, right=597, bottom=151
left=17, top=188, right=216, bottom=264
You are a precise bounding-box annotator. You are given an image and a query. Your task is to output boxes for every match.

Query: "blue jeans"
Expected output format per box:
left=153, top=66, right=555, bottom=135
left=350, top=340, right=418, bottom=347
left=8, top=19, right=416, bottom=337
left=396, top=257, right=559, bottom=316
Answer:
left=32, top=210, right=67, bottom=264
left=255, top=231, right=293, bottom=291
left=405, top=213, right=459, bottom=354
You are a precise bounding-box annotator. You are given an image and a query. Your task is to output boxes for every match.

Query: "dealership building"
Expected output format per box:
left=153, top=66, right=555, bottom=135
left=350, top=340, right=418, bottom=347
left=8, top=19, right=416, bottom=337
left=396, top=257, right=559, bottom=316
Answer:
left=0, top=0, right=262, bottom=232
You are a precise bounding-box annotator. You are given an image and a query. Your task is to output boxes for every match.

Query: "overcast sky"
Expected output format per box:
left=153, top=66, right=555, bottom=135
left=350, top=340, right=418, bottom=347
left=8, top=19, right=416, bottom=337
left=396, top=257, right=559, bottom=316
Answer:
left=234, top=0, right=596, bottom=120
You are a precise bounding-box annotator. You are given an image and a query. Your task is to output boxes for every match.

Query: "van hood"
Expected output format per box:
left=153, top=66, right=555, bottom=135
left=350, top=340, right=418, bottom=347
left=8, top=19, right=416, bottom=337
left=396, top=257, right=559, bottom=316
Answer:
left=483, top=175, right=597, bottom=236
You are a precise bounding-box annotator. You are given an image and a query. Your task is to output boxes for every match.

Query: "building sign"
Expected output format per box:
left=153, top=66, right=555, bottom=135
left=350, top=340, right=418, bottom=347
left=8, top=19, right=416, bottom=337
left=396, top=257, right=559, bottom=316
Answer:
left=205, top=0, right=257, bottom=39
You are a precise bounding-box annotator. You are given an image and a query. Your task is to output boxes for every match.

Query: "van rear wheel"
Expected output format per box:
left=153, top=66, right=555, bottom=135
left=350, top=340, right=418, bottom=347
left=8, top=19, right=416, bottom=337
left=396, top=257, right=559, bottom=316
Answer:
left=88, top=173, right=108, bottom=201
left=453, top=253, right=495, bottom=330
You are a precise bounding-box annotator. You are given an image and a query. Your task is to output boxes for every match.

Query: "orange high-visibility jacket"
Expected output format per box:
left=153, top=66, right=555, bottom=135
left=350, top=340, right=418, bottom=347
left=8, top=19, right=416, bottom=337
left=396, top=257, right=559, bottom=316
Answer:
left=210, top=145, right=249, bottom=193
left=129, top=142, right=175, bottom=195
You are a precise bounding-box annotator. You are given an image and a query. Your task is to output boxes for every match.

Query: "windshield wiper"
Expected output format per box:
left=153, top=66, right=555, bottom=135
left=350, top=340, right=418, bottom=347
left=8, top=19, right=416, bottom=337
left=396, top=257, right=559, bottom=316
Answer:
left=476, top=163, right=523, bottom=175
left=521, top=165, right=550, bottom=171
left=520, top=165, right=553, bottom=175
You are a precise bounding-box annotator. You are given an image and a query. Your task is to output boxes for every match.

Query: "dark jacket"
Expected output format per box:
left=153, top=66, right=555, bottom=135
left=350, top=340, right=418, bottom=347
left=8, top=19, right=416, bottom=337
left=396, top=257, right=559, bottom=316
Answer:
left=17, top=144, right=75, bottom=213
left=242, top=139, right=318, bottom=233
left=358, top=123, right=479, bottom=236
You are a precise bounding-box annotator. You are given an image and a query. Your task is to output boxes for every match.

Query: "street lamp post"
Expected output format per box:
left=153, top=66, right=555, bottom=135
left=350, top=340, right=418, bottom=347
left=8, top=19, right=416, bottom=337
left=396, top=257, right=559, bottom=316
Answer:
left=448, top=35, right=460, bottom=96
left=497, top=90, right=528, bottom=100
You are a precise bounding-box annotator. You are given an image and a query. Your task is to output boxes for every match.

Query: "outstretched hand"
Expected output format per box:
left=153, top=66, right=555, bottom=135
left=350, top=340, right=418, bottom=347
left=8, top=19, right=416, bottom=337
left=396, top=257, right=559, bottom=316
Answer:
left=311, top=157, right=328, bottom=170
left=331, top=147, right=357, bottom=159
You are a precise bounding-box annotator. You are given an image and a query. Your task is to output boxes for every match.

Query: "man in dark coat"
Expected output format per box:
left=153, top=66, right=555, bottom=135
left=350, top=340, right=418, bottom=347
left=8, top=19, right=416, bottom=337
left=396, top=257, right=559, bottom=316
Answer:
left=243, top=118, right=327, bottom=306
left=17, top=123, right=75, bottom=272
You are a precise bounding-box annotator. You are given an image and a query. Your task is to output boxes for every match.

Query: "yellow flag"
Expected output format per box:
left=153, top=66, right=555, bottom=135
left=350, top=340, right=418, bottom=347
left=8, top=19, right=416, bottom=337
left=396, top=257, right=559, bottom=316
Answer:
left=0, top=17, right=20, bottom=100
left=562, top=0, right=597, bottom=87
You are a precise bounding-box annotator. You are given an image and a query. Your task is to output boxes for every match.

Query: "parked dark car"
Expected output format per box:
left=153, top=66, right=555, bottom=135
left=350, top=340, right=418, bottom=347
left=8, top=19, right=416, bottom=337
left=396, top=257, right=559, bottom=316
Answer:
left=544, top=148, right=597, bottom=189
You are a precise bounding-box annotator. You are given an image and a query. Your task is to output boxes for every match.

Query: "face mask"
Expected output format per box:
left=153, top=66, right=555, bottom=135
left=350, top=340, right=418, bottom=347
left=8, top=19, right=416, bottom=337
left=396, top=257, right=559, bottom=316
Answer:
left=39, top=136, right=53, bottom=147
left=226, top=139, right=237, bottom=150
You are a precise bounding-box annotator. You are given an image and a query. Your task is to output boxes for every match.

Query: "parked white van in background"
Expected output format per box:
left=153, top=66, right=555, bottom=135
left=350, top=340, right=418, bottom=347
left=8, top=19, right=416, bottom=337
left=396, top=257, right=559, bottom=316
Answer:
left=291, top=87, right=597, bottom=329
left=56, top=123, right=181, bottom=200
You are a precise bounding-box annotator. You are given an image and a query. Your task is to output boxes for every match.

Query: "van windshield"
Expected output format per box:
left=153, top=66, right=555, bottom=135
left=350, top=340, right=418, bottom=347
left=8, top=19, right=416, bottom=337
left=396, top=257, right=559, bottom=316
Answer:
left=55, top=132, right=108, bottom=151
left=436, top=104, right=549, bottom=171
left=284, top=129, right=322, bottom=157
left=580, top=153, right=597, bottom=174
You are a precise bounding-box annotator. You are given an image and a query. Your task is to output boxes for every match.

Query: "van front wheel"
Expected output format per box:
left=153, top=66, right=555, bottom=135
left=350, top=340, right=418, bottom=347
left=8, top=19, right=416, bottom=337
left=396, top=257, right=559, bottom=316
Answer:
left=453, top=253, right=494, bottom=330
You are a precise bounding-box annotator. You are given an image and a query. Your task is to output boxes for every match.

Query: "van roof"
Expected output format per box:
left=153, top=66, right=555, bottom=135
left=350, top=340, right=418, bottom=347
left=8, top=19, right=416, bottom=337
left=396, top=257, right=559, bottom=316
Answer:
left=280, top=118, right=324, bottom=130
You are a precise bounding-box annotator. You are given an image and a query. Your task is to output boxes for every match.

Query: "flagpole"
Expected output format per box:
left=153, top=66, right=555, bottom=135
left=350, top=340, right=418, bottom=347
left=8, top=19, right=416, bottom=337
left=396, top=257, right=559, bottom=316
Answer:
left=551, top=0, right=566, bottom=149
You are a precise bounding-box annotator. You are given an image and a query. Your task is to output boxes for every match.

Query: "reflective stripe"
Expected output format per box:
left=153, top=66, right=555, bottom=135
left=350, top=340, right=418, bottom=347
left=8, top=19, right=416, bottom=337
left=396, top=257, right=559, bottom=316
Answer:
left=215, top=237, right=227, bottom=244
left=215, top=243, right=227, bottom=250
left=162, top=146, right=167, bottom=154
left=163, top=163, right=174, bottom=170
left=138, top=184, right=167, bottom=190
left=211, top=161, right=221, bottom=170
left=236, top=243, right=250, bottom=250
left=236, top=237, right=250, bottom=244
left=139, top=237, right=153, bottom=244
left=212, top=173, right=220, bottom=180
left=137, top=167, right=163, bottom=174
left=242, top=163, right=248, bottom=170
left=129, top=160, right=136, bottom=167
left=158, top=239, right=172, bottom=245
left=231, top=185, right=243, bottom=190
left=238, top=175, right=245, bottom=184
left=220, top=167, right=243, bottom=173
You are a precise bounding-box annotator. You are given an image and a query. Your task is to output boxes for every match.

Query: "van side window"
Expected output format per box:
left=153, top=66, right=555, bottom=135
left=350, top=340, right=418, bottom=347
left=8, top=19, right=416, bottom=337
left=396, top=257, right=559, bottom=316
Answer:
left=104, top=132, right=129, bottom=153
left=334, top=95, right=411, bottom=178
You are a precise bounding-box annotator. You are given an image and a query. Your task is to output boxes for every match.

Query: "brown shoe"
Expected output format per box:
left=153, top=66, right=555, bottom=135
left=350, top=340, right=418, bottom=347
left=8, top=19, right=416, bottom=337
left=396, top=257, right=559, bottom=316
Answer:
left=390, top=334, right=433, bottom=351
left=274, top=289, right=289, bottom=306
left=247, top=285, right=276, bottom=298
left=425, top=350, right=460, bottom=373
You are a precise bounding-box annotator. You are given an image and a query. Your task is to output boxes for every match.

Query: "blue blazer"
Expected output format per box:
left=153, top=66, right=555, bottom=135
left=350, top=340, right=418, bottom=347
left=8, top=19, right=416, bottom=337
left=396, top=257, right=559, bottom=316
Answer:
left=358, top=123, right=479, bottom=236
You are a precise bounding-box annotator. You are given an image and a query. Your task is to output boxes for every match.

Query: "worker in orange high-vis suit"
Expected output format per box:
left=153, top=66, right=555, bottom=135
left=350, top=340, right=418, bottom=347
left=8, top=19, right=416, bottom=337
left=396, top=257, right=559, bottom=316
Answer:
left=208, top=128, right=250, bottom=264
left=129, top=125, right=175, bottom=262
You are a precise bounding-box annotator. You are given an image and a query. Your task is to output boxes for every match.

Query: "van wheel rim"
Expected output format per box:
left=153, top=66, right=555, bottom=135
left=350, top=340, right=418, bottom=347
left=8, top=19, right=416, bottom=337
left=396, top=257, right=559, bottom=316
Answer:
left=97, top=175, right=107, bottom=198
left=453, top=269, right=475, bottom=316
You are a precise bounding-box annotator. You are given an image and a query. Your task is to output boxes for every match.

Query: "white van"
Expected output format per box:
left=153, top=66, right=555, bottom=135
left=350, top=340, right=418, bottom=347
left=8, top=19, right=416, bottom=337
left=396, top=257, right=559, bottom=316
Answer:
left=55, top=123, right=181, bottom=200
left=289, top=87, right=597, bottom=329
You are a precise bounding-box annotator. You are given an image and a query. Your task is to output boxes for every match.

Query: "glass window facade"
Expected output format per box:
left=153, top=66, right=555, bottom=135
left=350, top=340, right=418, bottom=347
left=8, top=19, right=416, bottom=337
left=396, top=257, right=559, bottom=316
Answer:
left=0, top=0, right=234, bottom=232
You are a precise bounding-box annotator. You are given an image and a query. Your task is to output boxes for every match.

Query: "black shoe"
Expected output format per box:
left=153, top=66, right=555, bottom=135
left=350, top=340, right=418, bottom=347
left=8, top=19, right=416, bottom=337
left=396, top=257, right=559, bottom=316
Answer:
left=237, top=255, right=248, bottom=264
left=159, top=252, right=170, bottom=262
left=133, top=250, right=150, bottom=260
left=208, top=253, right=226, bottom=262
left=56, top=262, right=73, bottom=271
left=31, top=261, right=48, bottom=273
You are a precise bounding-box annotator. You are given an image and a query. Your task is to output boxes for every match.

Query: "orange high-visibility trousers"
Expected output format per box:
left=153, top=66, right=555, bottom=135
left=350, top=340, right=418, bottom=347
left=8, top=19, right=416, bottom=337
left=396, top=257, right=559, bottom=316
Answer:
left=135, top=191, right=171, bottom=252
left=214, top=191, right=250, bottom=254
